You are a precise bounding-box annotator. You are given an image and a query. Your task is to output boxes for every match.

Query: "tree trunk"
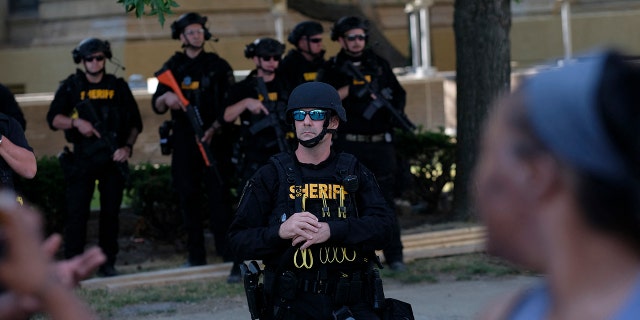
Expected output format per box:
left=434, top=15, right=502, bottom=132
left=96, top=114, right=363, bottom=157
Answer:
left=287, top=0, right=408, bottom=67
left=452, top=0, right=511, bottom=221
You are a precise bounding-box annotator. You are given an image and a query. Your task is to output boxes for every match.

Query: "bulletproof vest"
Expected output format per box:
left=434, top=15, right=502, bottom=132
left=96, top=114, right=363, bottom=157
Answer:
left=69, top=74, right=122, bottom=162
left=270, top=152, right=369, bottom=272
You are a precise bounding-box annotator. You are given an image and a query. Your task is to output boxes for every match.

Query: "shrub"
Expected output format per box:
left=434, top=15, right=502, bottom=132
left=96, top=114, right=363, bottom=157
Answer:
left=15, top=155, right=67, bottom=235
left=394, top=128, right=456, bottom=215
left=126, top=163, right=183, bottom=241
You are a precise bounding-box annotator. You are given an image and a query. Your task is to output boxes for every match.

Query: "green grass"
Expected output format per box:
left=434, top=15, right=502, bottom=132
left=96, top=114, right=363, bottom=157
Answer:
left=79, top=280, right=243, bottom=318
left=89, top=181, right=134, bottom=210
left=381, top=253, right=523, bottom=283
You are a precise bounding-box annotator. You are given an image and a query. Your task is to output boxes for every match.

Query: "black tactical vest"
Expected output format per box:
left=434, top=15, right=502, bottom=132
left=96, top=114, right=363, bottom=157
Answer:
left=270, top=152, right=370, bottom=273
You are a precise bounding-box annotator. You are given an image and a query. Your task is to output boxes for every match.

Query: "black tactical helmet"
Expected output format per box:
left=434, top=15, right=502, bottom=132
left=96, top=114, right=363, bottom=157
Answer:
left=244, top=38, right=285, bottom=58
left=287, top=21, right=324, bottom=45
left=330, top=16, right=368, bottom=41
left=287, top=82, right=346, bottom=122
left=170, top=12, right=212, bottom=40
left=72, top=38, right=112, bottom=64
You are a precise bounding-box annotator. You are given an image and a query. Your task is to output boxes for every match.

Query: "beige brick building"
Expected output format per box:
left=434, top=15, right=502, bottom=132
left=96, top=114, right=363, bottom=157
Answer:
left=1, top=0, right=639, bottom=162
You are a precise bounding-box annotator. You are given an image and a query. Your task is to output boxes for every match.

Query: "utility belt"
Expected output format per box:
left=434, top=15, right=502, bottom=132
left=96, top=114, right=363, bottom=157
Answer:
left=343, top=132, right=392, bottom=143
left=268, top=268, right=377, bottom=306
left=294, top=270, right=364, bottom=296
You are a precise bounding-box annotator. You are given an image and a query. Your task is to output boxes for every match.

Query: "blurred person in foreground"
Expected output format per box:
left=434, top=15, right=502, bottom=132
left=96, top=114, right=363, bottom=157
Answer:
left=0, top=191, right=104, bottom=319
left=475, top=50, right=640, bottom=320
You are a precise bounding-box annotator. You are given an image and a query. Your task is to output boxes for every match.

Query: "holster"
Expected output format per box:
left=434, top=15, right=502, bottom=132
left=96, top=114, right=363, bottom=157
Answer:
left=241, top=261, right=267, bottom=320
left=58, top=146, right=79, bottom=180
left=370, top=268, right=386, bottom=310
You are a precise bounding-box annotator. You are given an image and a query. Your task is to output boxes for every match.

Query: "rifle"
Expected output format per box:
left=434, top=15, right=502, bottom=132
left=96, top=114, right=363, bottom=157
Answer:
left=154, top=68, right=223, bottom=184
left=249, top=77, right=291, bottom=153
left=342, top=61, right=416, bottom=133
left=75, top=99, right=130, bottom=181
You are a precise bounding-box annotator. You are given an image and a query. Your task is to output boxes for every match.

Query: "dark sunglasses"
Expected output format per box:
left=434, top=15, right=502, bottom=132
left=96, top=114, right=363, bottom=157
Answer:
left=260, top=55, right=281, bottom=62
left=84, top=55, right=105, bottom=62
left=345, top=34, right=366, bottom=42
left=307, top=37, right=323, bottom=43
left=292, top=109, right=327, bottom=121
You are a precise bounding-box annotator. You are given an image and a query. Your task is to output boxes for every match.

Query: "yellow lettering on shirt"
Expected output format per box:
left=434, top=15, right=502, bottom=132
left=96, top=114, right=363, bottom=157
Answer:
left=303, top=72, right=317, bottom=81
left=352, top=74, right=372, bottom=85
left=181, top=81, right=200, bottom=90
left=289, top=184, right=348, bottom=200
left=81, top=89, right=115, bottom=100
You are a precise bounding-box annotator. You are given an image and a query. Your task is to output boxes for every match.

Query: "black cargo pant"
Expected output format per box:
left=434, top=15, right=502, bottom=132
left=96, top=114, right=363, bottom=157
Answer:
left=63, top=153, right=125, bottom=267
left=172, top=132, right=234, bottom=265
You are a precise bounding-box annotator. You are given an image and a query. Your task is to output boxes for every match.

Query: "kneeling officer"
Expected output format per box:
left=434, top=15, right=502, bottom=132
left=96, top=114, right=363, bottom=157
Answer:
left=228, top=82, right=394, bottom=319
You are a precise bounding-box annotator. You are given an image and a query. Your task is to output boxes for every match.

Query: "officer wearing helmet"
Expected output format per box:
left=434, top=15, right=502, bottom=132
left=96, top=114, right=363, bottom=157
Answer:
left=47, top=37, right=143, bottom=277
left=223, top=37, right=292, bottom=185
left=229, top=81, right=394, bottom=319
left=318, top=16, right=408, bottom=272
left=279, top=21, right=326, bottom=87
left=152, top=13, right=237, bottom=280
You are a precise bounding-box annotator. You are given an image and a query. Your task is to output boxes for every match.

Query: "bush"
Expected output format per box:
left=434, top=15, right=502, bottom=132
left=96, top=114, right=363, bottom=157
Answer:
left=126, top=163, right=183, bottom=241
left=394, top=128, right=456, bottom=215
left=15, top=155, right=67, bottom=235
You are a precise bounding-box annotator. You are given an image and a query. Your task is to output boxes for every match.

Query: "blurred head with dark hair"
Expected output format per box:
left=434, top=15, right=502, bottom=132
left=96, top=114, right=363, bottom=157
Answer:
left=474, top=50, right=640, bottom=271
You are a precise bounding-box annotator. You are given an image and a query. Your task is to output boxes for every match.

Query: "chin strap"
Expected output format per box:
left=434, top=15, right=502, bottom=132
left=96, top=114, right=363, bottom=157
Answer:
left=298, top=117, right=335, bottom=149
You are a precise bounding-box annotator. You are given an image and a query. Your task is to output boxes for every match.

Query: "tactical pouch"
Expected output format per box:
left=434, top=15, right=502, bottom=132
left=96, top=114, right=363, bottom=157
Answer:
left=58, top=146, right=78, bottom=180
left=382, top=298, right=415, bottom=320
left=348, top=277, right=362, bottom=305
left=334, top=277, right=350, bottom=305
left=277, top=271, right=298, bottom=300
left=370, top=268, right=386, bottom=310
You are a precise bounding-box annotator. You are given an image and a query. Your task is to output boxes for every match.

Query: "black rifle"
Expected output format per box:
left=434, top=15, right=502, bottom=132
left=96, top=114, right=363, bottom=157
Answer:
left=240, top=261, right=266, bottom=320
left=155, top=68, right=223, bottom=184
left=249, top=77, right=291, bottom=153
left=75, top=99, right=130, bottom=181
left=342, top=61, right=416, bottom=133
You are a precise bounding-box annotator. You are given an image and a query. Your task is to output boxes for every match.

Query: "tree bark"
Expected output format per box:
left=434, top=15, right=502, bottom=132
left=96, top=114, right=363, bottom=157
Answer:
left=287, top=0, right=408, bottom=67
left=452, top=0, right=511, bottom=220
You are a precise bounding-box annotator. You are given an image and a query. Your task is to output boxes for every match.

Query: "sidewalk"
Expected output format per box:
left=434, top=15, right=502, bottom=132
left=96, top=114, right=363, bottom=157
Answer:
left=113, top=275, right=539, bottom=319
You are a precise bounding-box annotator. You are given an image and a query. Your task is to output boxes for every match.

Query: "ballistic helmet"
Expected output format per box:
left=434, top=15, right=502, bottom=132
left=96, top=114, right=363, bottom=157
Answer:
left=170, top=12, right=212, bottom=40
left=244, top=38, right=285, bottom=58
left=287, top=21, right=324, bottom=45
left=72, top=38, right=112, bottom=64
left=287, top=82, right=346, bottom=122
left=330, top=16, right=368, bottom=41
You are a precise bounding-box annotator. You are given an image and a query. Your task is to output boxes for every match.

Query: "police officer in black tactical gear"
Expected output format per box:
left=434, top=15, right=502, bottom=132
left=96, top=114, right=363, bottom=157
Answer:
left=279, top=21, right=326, bottom=87
left=47, top=37, right=143, bottom=277
left=317, top=16, right=409, bottom=272
left=228, top=82, right=395, bottom=320
left=152, top=13, right=237, bottom=277
left=223, top=37, right=292, bottom=186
